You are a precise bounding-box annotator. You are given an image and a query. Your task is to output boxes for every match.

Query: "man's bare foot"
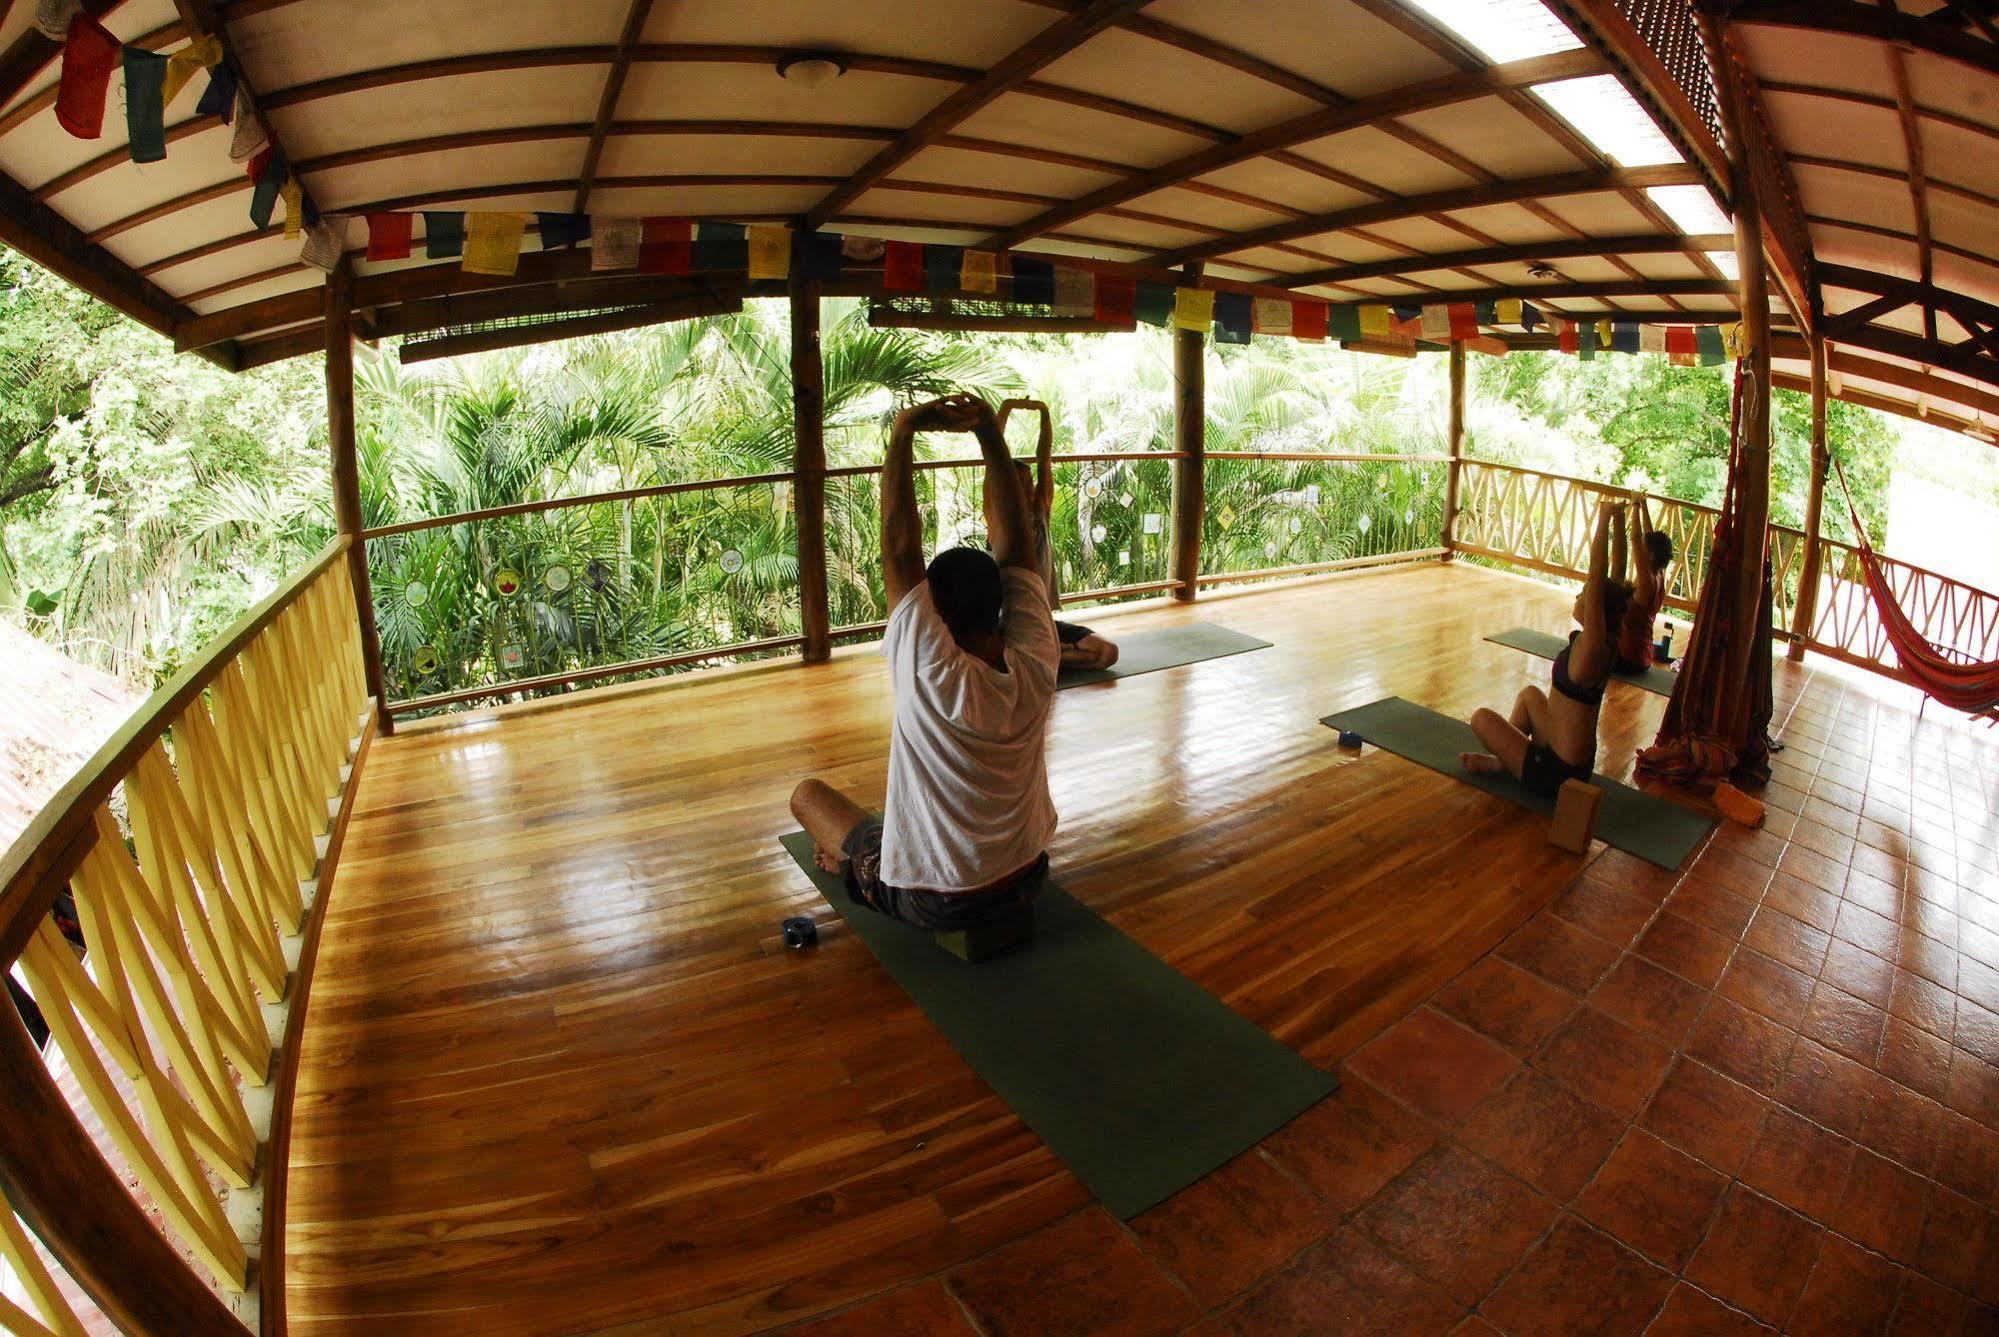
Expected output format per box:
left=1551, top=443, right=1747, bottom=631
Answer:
left=1461, top=752, right=1505, bottom=775
left=813, top=845, right=846, bottom=875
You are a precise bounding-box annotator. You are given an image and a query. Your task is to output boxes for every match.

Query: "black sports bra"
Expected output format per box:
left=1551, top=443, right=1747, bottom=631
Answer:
left=1552, top=630, right=1606, bottom=708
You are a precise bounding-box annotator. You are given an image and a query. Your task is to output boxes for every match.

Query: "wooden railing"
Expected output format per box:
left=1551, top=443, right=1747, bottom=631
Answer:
left=1453, top=458, right=1999, bottom=694
left=0, top=539, right=376, bottom=1335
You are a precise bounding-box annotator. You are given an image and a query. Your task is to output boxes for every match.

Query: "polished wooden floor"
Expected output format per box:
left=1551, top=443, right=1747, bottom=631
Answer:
left=285, top=562, right=1999, bottom=1335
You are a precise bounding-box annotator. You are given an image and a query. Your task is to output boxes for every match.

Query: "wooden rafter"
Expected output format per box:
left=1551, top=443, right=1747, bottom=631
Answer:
left=1727, top=0, right=1999, bottom=81
left=1275, top=233, right=1730, bottom=290
left=1835, top=322, right=1999, bottom=393
left=803, top=0, right=1157, bottom=230
left=1757, top=80, right=1999, bottom=149
left=1817, top=263, right=1999, bottom=347
left=983, top=47, right=1605, bottom=252
left=1770, top=335, right=1999, bottom=424
left=1883, top=43, right=1936, bottom=342
left=573, top=0, right=656, bottom=213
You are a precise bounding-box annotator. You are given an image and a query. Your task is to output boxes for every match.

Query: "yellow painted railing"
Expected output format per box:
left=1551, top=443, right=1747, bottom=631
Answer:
left=0, top=538, right=374, bottom=1336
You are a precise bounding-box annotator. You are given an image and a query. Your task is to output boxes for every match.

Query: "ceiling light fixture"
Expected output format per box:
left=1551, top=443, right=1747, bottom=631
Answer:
left=777, top=52, right=848, bottom=90
left=1527, top=262, right=1558, bottom=279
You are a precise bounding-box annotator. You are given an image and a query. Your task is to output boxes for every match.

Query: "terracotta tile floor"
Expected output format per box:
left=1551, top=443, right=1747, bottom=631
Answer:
left=793, top=669, right=1999, bottom=1336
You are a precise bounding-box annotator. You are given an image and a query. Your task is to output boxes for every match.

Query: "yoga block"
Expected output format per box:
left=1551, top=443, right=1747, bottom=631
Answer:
left=935, top=905, right=1036, bottom=962
left=1337, top=730, right=1364, bottom=750
left=1712, top=782, right=1766, bottom=829
left=1549, top=779, right=1603, bottom=854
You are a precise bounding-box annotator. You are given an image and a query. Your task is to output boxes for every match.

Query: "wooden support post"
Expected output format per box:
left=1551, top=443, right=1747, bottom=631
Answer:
left=1444, top=340, right=1467, bottom=553
left=326, top=262, right=392, bottom=736
left=1789, top=333, right=1831, bottom=660
left=791, top=230, right=831, bottom=665
left=0, top=1002, right=243, bottom=1335
left=1170, top=264, right=1205, bottom=602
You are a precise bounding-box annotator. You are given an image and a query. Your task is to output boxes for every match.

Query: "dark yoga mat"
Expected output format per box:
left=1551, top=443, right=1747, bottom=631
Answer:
left=1320, top=696, right=1714, bottom=870
left=779, top=831, right=1337, bottom=1218
left=1058, top=621, right=1271, bottom=688
left=1485, top=626, right=1681, bottom=698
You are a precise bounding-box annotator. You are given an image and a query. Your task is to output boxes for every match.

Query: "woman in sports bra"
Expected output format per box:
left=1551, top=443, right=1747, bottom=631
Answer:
left=1462, top=500, right=1626, bottom=797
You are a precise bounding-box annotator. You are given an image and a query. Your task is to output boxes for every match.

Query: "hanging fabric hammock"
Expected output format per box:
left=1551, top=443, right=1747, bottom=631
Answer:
left=1826, top=451, right=1999, bottom=714
left=1638, top=362, right=1775, bottom=786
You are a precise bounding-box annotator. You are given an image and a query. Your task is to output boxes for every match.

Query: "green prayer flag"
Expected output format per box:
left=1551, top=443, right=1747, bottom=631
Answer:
left=1134, top=281, right=1174, bottom=327
left=248, top=153, right=287, bottom=229
left=424, top=211, right=465, bottom=259
left=1328, top=304, right=1361, bottom=342
left=123, top=48, right=169, bottom=163
left=1696, top=324, right=1725, bottom=366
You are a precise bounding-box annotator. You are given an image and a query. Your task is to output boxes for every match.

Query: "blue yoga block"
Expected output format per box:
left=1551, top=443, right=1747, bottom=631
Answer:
left=1337, top=730, right=1364, bottom=750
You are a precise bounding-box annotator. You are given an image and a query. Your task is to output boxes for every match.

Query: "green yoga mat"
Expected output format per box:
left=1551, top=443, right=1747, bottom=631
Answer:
left=1485, top=626, right=1681, bottom=697
left=779, top=831, right=1337, bottom=1218
left=1058, top=621, right=1271, bottom=688
left=1320, top=696, right=1713, bottom=870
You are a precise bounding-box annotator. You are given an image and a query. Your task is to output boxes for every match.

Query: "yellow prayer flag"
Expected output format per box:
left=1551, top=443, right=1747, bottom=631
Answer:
left=463, top=212, right=527, bottom=277
left=163, top=37, right=222, bottom=106
left=1172, top=286, right=1214, bottom=332
left=1721, top=321, right=1743, bottom=358
left=746, top=224, right=790, bottom=280
left=1496, top=297, right=1522, bottom=327
left=960, top=250, right=997, bottom=293
left=1596, top=319, right=1614, bottom=349
left=1359, top=304, right=1391, bottom=336
left=281, top=177, right=302, bottom=240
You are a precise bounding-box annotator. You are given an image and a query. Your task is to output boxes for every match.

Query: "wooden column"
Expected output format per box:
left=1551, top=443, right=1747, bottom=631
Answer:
left=327, top=262, right=391, bottom=736
left=790, top=231, right=831, bottom=664
left=0, top=1002, right=242, bottom=1335
left=1788, top=333, right=1831, bottom=661
left=1443, top=340, right=1467, bottom=553
left=1169, top=265, right=1205, bottom=602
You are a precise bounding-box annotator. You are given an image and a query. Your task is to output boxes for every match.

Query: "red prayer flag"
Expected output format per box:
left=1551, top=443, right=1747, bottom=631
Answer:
left=1559, top=319, right=1579, bottom=355
left=1291, top=301, right=1328, bottom=341
left=1094, top=276, right=1136, bottom=323
left=366, top=212, right=413, bottom=262
left=638, top=218, right=691, bottom=274
left=1665, top=325, right=1697, bottom=357
left=1448, top=302, right=1478, bottom=342
left=244, top=146, right=271, bottom=182
left=55, top=14, right=120, bottom=139
left=882, top=240, right=924, bottom=291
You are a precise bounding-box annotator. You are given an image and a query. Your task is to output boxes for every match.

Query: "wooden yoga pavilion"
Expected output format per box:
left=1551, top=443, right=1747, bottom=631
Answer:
left=2, top=1, right=1998, bottom=1334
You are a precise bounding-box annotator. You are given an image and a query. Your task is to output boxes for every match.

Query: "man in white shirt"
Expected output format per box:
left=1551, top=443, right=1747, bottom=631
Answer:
left=790, top=394, right=1060, bottom=930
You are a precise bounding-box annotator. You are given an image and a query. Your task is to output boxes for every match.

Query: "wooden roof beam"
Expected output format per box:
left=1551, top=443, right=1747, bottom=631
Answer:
left=1769, top=335, right=1999, bottom=424
left=573, top=0, right=656, bottom=212
left=1727, top=0, right=1999, bottom=82
left=1833, top=321, right=1999, bottom=394
left=803, top=0, right=1158, bottom=230
left=1817, top=263, right=1999, bottom=348
left=983, top=47, right=1605, bottom=252
left=1883, top=43, right=1936, bottom=343
left=1275, top=233, right=1731, bottom=290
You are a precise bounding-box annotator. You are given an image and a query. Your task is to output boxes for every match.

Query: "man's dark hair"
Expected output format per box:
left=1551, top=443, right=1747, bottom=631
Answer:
left=1601, top=580, right=1632, bottom=630
left=1645, top=530, right=1675, bottom=569
left=927, top=546, right=1003, bottom=647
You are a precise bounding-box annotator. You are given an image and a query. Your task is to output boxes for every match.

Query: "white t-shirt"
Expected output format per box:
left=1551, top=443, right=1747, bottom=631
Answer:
left=879, top=568, right=1060, bottom=891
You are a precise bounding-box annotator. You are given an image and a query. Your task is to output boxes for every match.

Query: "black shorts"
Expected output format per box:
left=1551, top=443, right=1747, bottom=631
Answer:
left=1521, top=743, right=1593, bottom=799
left=1056, top=620, right=1094, bottom=647
left=841, top=818, right=1046, bottom=930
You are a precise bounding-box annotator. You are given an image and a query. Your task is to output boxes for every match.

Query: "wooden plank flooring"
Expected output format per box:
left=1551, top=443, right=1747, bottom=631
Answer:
left=282, top=562, right=1841, bottom=1334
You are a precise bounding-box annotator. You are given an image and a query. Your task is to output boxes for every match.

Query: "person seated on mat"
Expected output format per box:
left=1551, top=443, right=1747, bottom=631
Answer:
left=1461, top=499, right=1627, bottom=797
left=1611, top=498, right=1675, bottom=673
left=790, top=393, right=1058, bottom=931
left=989, top=398, right=1119, bottom=673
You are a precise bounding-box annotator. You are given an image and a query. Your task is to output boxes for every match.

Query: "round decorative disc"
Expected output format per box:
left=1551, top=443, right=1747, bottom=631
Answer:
left=719, top=549, right=745, bottom=574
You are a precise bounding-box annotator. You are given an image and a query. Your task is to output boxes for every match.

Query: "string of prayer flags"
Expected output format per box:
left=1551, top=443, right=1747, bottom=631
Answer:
left=1011, top=256, right=1054, bottom=307
left=247, top=150, right=286, bottom=230
left=366, top=211, right=413, bottom=261
left=1095, top=275, right=1136, bottom=324
left=1172, top=285, right=1214, bottom=333
left=693, top=222, right=745, bottom=271
left=122, top=48, right=168, bottom=162
left=1252, top=297, right=1292, bottom=337
left=804, top=232, right=843, bottom=282
left=924, top=243, right=962, bottom=293
left=424, top=210, right=465, bottom=259
left=591, top=216, right=641, bottom=270
left=745, top=223, right=789, bottom=278
left=638, top=217, right=690, bottom=274
left=538, top=213, right=592, bottom=251
left=1213, top=291, right=1252, bottom=345
left=463, top=211, right=526, bottom=276
left=1135, top=280, right=1174, bottom=327
left=162, top=38, right=222, bottom=106
left=1293, top=300, right=1329, bottom=341
left=960, top=249, right=997, bottom=294
left=55, top=13, right=119, bottom=139
left=281, top=174, right=302, bottom=239
left=882, top=240, right=923, bottom=291
left=195, top=61, right=236, bottom=120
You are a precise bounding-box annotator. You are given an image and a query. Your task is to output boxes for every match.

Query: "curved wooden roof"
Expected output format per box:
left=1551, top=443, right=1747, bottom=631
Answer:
left=0, top=0, right=1740, bottom=362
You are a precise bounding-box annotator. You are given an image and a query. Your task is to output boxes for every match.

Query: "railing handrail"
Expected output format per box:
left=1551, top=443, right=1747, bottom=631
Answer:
left=360, top=471, right=800, bottom=540
left=0, top=535, right=350, bottom=965
left=1204, top=450, right=1451, bottom=464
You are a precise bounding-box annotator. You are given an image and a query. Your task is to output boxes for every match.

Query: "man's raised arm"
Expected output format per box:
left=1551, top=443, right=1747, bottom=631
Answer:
left=881, top=404, right=930, bottom=612
left=971, top=398, right=1036, bottom=569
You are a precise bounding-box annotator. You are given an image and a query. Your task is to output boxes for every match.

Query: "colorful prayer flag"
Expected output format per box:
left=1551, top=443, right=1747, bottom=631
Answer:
left=1292, top=301, right=1329, bottom=341
left=163, top=37, right=222, bottom=106
left=1252, top=297, right=1292, bottom=337
left=1212, top=291, right=1252, bottom=344
left=195, top=62, right=236, bottom=120
left=366, top=212, right=413, bottom=261
left=804, top=232, right=843, bottom=282
left=227, top=88, right=267, bottom=162
left=959, top=249, right=996, bottom=293
left=1696, top=324, right=1725, bottom=366
left=1095, top=276, right=1136, bottom=324
left=1721, top=321, right=1743, bottom=359
left=1172, top=286, right=1214, bottom=332
left=1665, top=326, right=1697, bottom=359
left=1134, top=280, right=1175, bottom=327
left=591, top=216, right=640, bottom=270
left=924, top=244, right=963, bottom=292
left=463, top=212, right=526, bottom=277
left=122, top=48, right=169, bottom=162
left=1496, top=297, right=1523, bottom=328
left=281, top=175, right=302, bottom=239
left=1474, top=300, right=1497, bottom=325
left=55, top=13, right=119, bottom=139
left=301, top=217, right=345, bottom=272
left=424, top=211, right=465, bottom=260
left=1611, top=322, right=1640, bottom=354
left=538, top=213, right=592, bottom=251
left=1639, top=323, right=1666, bottom=354
left=248, top=152, right=287, bottom=230
left=1328, top=304, right=1361, bottom=342
left=1559, top=319, right=1579, bottom=356
left=1448, top=303, right=1478, bottom=342
left=882, top=240, right=923, bottom=291
left=746, top=223, right=790, bottom=279
left=693, top=221, right=746, bottom=270
left=638, top=217, right=690, bottom=273
left=1418, top=306, right=1450, bottom=343
left=1053, top=265, right=1094, bottom=317
left=36, top=0, right=83, bottom=42
left=1010, top=256, right=1054, bottom=306
left=1521, top=303, right=1542, bottom=332
left=1359, top=305, right=1391, bottom=337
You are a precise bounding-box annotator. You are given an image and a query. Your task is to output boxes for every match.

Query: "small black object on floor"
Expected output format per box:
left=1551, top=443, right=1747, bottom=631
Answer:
left=781, top=915, right=819, bottom=949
